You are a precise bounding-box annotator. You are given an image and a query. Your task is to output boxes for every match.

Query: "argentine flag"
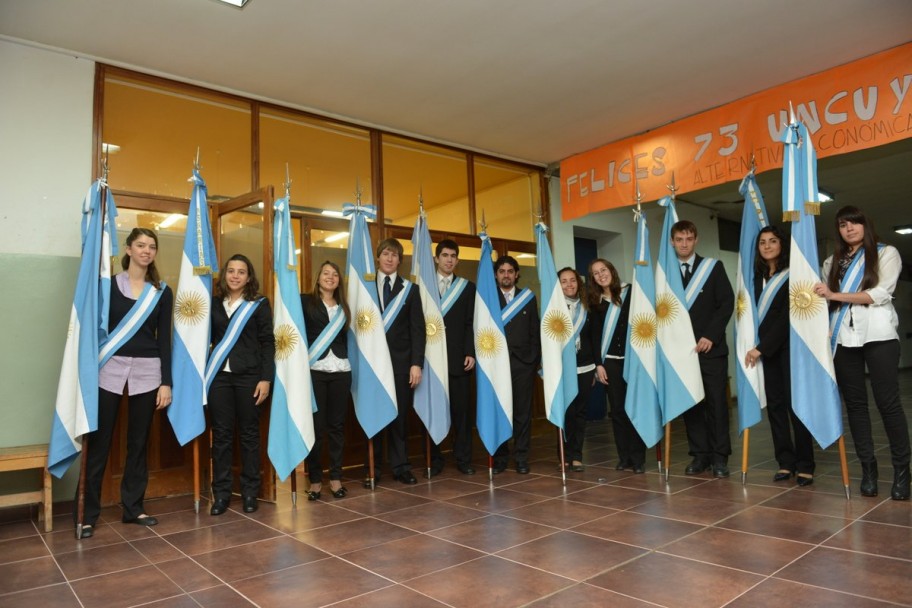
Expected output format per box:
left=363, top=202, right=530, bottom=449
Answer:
left=734, top=172, right=768, bottom=434
left=48, top=181, right=118, bottom=478
left=655, top=196, right=705, bottom=424
left=782, top=119, right=842, bottom=448
left=168, top=168, right=215, bottom=446
left=622, top=211, right=663, bottom=448
left=474, top=230, right=513, bottom=455
left=410, top=214, right=450, bottom=444
left=535, top=222, right=576, bottom=429
left=267, top=196, right=316, bottom=480
left=344, top=203, right=397, bottom=438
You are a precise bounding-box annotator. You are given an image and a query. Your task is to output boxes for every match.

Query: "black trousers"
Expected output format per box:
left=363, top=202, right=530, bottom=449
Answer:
left=495, top=361, right=535, bottom=466
left=430, top=373, right=474, bottom=467
left=765, top=349, right=815, bottom=475
left=604, top=358, right=646, bottom=467
left=375, top=373, right=413, bottom=476
left=306, top=370, right=351, bottom=483
left=78, top=387, right=157, bottom=526
left=834, top=339, right=910, bottom=468
left=208, top=371, right=262, bottom=500
left=562, top=369, right=595, bottom=463
left=683, top=355, right=732, bottom=465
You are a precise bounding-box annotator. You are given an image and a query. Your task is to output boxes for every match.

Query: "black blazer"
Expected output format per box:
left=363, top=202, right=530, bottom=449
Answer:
left=108, top=279, right=173, bottom=386
left=686, top=255, right=734, bottom=359
left=573, top=305, right=601, bottom=369
left=498, top=289, right=541, bottom=370
left=379, top=275, right=426, bottom=375
left=301, top=294, right=348, bottom=360
left=210, top=297, right=275, bottom=381
left=753, top=272, right=789, bottom=359
left=592, top=289, right=631, bottom=360
left=442, top=278, right=476, bottom=376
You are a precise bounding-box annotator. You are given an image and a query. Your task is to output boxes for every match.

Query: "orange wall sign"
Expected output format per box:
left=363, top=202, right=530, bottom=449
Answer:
left=560, top=43, right=912, bottom=221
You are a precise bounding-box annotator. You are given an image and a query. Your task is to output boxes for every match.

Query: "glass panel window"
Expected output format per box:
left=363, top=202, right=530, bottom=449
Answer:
left=508, top=249, right=540, bottom=302
left=114, top=208, right=185, bottom=288
left=219, top=203, right=266, bottom=286
left=474, top=158, right=541, bottom=242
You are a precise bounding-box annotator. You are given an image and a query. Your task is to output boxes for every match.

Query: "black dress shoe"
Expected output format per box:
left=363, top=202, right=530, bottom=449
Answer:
left=891, top=465, right=910, bottom=501
left=331, top=486, right=348, bottom=499
left=306, top=490, right=321, bottom=502
left=425, top=463, right=444, bottom=478
left=122, top=514, right=158, bottom=526
left=243, top=496, right=258, bottom=513
left=860, top=461, right=879, bottom=497
left=632, top=464, right=646, bottom=474
left=685, top=459, right=709, bottom=475
left=394, top=470, right=418, bottom=485
left=457, top=463, right=476, bottom=475
left=796, top=474, right=814, bottom=487
left=615, top=462, right=629, bottom=471
left=712, top=464, right=730, bottom=478
left=210, top=499, right=230, bottom=516
left=79, top=524, right=94, bottom=539
left=516, top=462, right=530, bottom=474
left=492, top=462, right=506, bottom=474
left=773, top=470, right=794, bottom=482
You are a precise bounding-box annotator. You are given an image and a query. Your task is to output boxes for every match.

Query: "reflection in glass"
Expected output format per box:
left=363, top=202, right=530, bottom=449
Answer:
left=509, top=250, right=540, bottom=302
left=475, top=158, right=540, bottom=242
left=114, top=208, right=186, bottom=288
left=220, top=203, right=265, bottom=284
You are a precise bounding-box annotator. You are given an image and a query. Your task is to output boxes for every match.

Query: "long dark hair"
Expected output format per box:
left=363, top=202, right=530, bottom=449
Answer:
left=586, top=258, right=621, bottom=308
left=557, top=267, right=587, bottom=310
left=121, top=227, right=162, bottom=289
left=214, top=254, right=260, bottom=301
left=753, top=225, right=790, bottom=280
left=826, top=205, right=880, bottom=292
left=306, top=260, right=351, bottom=324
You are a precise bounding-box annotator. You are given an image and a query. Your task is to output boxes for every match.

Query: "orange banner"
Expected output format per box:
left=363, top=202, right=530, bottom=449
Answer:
left=561, top=43, right=912, bottom=221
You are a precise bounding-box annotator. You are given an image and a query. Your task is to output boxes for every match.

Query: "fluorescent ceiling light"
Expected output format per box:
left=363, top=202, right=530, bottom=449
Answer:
left=102, top=143, right=120, bottom=154
left=324, top=232, right=349, bottom=243
left=817, top=189, right=834, bottom=203
left=214, top=0, right=250, bottom=7
left=159, top=214, right=184, bottom=228
left=894, top=225, right=912, bottom=235
left=321, top=210, right=345, bottom=218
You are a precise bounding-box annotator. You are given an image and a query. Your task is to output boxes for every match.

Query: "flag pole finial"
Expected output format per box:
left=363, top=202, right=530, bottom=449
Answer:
left=533, top=202, right=544, bottom=225
left=788, top=101, right=796, bottom=124
left=749, top=149, right=757, bottom=174
left=418, top=186, right=425, bottom=218
left=101, top=147, right=110, bottom=183
left=479, top=209, right=488, bottom=233
left=355, top=178, right=362, bottom=205
left=284, top=163, right=292, bottom=201
left=666, top=171, right=678, bottom=201
left=194, top=147, right=201, bottom=171
left=632, top=156, right=643, bottom=221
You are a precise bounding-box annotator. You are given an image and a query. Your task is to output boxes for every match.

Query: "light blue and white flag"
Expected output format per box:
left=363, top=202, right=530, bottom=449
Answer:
left=655, top=196, right=704, bottom=424
left=474, top=230, right=513, bottom=455
left=622, top=211, right=663, bottom=448
left=344, top=203, right=397, bottom=438
left=535, top=222, right=577, bottom=429
left=168, top=168, right=215, bottom=446
left=49, top=180, right=118, bottom=478
left=782, top=119, right=842, bottom=448
left=410, top=214, right=450, bottom=444
left=268, top=196, right=316, bottom=481
left=734, top=171, right=769, bottom=434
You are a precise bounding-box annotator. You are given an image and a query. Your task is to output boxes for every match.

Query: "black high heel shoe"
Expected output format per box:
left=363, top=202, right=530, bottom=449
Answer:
left=892, top=466, right=910, bottom=501
left=331, top=486, right=348, bottom=499
left=773, top=470, right=794, bottom=482
left=306, top=488, right=322, bottom=501
left=796, top=474, right=814, bottom=487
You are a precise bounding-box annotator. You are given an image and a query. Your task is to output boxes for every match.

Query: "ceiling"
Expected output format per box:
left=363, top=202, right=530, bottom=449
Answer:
left=1, top=0, right=911, bottom=256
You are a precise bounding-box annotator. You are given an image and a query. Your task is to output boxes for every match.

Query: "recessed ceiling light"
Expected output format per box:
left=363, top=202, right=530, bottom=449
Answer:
left=213, top=0, right=250, bottom=7
left=817, top=189, right=834, bottom=203
left=325, top=232, right=349, bottom=243
left=894, top=225, right=912, bottom=235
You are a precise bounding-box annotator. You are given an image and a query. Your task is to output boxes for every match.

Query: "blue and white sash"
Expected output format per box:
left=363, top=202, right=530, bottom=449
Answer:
left=569, top=302, right=587, bottom=348
left=684, top=258, right=717, bottom=309
left=600, top=285, right=629, bottom=360
left=440, top=276, right=468, bottom=317
left=98, top=281, right=166, bottom=369
left=308, top=305, right=346, bottom=366
left=828, top=244, right=885, bottom=352
left=382, top=280, right=412, bottom=332
left=502, top=288, right=533, bottom=325
left=757, top=270, right=789, bottom=323
left=203, top=298, right=263, bottom=394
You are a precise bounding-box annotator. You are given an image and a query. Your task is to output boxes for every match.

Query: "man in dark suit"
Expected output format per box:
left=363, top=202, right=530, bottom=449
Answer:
left=493, top=255, right=540, bottom=474
left=429, top=239, right=477, bottom=476
left=374, top=238, right=426, bottom=485
left=672, top=220, right=735, bottom=478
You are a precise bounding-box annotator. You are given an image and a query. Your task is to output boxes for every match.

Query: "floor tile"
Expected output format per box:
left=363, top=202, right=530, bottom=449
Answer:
left=189, top=584, right=257, bottom=607
left=428, top=514, right=557, bottom=553
left=572, top=510, right=702, bottom=549
left=129, top=536, right=183, bottom=563
left=247, top=500, right=363, bottom=533
left=345, top=534, right=484, bottom=582
left=502, top=496, right=617, bottom=529
left=726, top=577, right=896, bottom=607
left=294, top=516, right=416, bottom=555
left=861, top=499, right=912, bottom=527
left=375, top=501, right=487, bottom=532
left=444, top=488, right=550, bottom=513
left=333, top=488, right=432, bottom=516
left=497, top=530, right=646, bottom=581
left=0, top=583, right=82, bottom=608
left=0, top=535, right=51, bottom=564
left=761, top=488, right=881, bottom=519
left=717, top=505, right=852, bottom=544
left=399, top=478, right=493, bottom=500
left=823, top=520, right=912, bottom=561
left=55, top=541, right=147, bottom=580
left=0, top=555, right=65, bottom=594
left=193, top=536, right=329, bottom=582
left=162, top=519, right=282, bottom=556
left=661, top=527, right=813, bottom=574
left=565, top=484, right=663, bottom=511
left=155, top=557, right=223, bottom=593
left=69, top=564, right=184, bottom=608
left=629, top=493, right=750, bottom=525
left=525, top=583, right=657, bottom=607
left=0, top=520, right=39, bottom=542
left=330, top=584, right=449, bottom=607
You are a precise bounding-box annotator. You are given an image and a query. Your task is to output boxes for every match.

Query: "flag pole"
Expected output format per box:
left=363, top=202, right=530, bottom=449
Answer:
left=189, top=147, right=203, bottom=515
left=662, top=172, right=681, bottom=485
left=838, top=436, right=851, bottom=500
left=741, top=428, right=750, bottom=485
left=656, top=444, right=663, bottom=476
left=558, top=428, right=567, bottom=486
left=418, top=189, right=434, bottom=482
left=283, top=163, right=299, bottom=506
left=479, top=208, right=497, bottom=485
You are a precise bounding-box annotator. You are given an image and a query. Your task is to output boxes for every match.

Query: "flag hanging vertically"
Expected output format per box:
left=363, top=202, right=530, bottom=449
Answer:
left=344, top=203, right=398, bottom=438
left=655, top=196, right=704, bottom=424
left=48, top=180, right=118, bottom=478
left=474, top=230, right=513, bottom=455
left=410, top=213, right=450, bottom=444
left=782, top=119, right=843, bottom=449
left=168, top=168, right=216, bottom=446
left=622, top=210, right=663, bottom=448
left=734, top=171, right=769, bottom=434
left=268, top=195, right=316, bottom=480
left=535, top=222, right=577, bottom=429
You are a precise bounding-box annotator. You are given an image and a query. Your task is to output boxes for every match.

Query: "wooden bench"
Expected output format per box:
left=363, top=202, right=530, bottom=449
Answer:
left=0, top=444, right=53, bottom=532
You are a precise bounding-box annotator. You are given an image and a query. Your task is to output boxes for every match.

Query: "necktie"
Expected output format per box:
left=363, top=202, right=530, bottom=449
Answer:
left=439, top=277, right=449, bottom=297
left=682, top=262, right=692, bottom=286
left=505, top=291, right=512, bottom=304
left=383, top=276, right=392, bottom=308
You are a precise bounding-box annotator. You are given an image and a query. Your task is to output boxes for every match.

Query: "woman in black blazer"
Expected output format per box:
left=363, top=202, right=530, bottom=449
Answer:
left=302, top=261, right=352, bottom=500
left=208, top=254, right=274, bottom=515
left=745, top=225, right=815, bottom=486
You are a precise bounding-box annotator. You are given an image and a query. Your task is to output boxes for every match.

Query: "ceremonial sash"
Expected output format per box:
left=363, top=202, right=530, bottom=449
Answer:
left=684, top=258, right=717, bottom=309
left=440, top=276, right=468, bottom=316
left=502, top=288, right=533, bottom=325
left=308, top=305, right=346, bottom=366
left=757, top=270, right=789, bottom=324
left=382, top=280, right=412, bottom=332
left=203, top=298, right=263, bottom=394
left=600, top=285, right=629, bottom=360
left=828, top=244, right=885, bottom=352
left=569, top=301, right=587, bottom=348
left=98, top=281, right=166, bottom=369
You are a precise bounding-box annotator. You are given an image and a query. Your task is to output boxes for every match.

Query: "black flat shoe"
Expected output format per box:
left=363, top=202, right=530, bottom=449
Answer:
left=331, top=486, right=348, bottom=499
left=394, top=471, right=418, bottom=485
left=615, top=461, right=629, bottom=471
left=570, top=462, right=584, bottom=473
left=242, top=496, right=258, bottom=513
left=685, top=459, right=710, bottom=475
left=796, top=474, right=814, bottom=487
left=712, top=464, right=730, bottom=478
left=210, top=499, right=229, bottom=516
left=492, top=463, right=506, bottom=474
left=516, top=462, right=530, bottom=474
left=632, top=464, right=646, bottom=474
left=79, top=524, right=93, bottom=539
left=122, top=515, right=158, bottom=527
left=773, top=470, right=794, bottom=482
left=306, top=490, right=321, bottom=502
left=457, top=463, right=476, bottom=475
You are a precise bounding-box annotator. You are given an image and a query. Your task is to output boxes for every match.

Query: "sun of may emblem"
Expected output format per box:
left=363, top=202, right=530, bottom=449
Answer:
left=274, top=324, right=298, bottom=360
left=355, top=307, right=378, bottom=334
left=542, top=309, right=572, bottom=342
left=654, top=292, right=678, bottom=326
left=736, top=290, right=748, bottom=321
left=425, top=314, right=445, bottom=344
left=475, top=327, right=503, bottom=358
left=789, top=280, right=823, bottom=320
left=174, top=291, right=208, bottom=325
left=630, top=312, right=657, bottom=348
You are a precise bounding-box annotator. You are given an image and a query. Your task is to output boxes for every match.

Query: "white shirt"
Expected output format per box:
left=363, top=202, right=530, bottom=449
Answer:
left=821, top=245, right=900, bottom=347
left=310, top=301, right=352, bottom=373
left=377, top=271, right=398, bottom=311
left=679, top=254, right=696, bottom=277
left=501, top=287, right=515, bottom=303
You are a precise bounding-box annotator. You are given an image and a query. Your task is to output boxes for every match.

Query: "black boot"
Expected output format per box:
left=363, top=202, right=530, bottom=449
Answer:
left=891, top=465, right=910, bottom=501
left=860, top=460, right=878, bottom=497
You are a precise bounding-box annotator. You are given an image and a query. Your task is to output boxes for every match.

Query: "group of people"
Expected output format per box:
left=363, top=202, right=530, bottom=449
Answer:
left=75, top=203, right=909, bottom=537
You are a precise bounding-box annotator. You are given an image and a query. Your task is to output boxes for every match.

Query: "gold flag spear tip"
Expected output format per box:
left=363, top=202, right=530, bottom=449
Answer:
left=480, top=209, right=488, bottom=232
left=194, top=146, right=201, bottom=171
left=355, top=177, right=362, bottom=204
left=418, top=185, right=425, bottom=217
left=284, top=162, right=292, bottom=200
left=667, top=171, right=679, bottom=201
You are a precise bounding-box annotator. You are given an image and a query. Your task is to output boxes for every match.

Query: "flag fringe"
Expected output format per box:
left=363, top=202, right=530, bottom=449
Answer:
left=783, top=210, right=800, bottom=222
left=635, top=260, right=648, bottom=266
left=804, top=202, right=821, bottom=215
left=192, top=265, right=212, bottom=275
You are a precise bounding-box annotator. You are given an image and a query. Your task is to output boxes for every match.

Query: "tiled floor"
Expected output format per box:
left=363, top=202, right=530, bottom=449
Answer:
left=3, top=373, right=911, bottom=607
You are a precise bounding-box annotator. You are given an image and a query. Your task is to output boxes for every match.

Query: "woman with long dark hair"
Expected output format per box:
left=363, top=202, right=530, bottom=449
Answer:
left=79, top=228, right=173, bottom=538
left=815, top=206, right=909, bottom=500
left=587, top=258, right=645, bottom=473
left=302, top=261, right=352, bottom=499
left=745, top=225, right=815, bottom=485
left=207, top=254, right=274, bottom=515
